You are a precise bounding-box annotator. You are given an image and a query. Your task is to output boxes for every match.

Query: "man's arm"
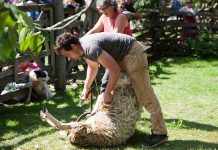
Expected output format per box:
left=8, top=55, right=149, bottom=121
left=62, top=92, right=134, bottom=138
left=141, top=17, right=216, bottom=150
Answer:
left=97, top=51, right=121, bottom=103
left=81, top=59, right=98, bottom=99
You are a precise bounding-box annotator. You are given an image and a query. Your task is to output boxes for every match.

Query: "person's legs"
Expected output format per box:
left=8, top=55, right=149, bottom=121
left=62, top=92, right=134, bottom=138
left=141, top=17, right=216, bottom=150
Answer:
left=100, top=69, right=109, bottom=94
left=121, top=41, right=167, bottom=146
left=129, top=68, right=167, bottom=134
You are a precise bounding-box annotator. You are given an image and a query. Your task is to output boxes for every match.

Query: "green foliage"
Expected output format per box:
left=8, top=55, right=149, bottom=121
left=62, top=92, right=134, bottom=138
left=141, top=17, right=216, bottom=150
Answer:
left=194, top=0, right=217, bottom=5
left=135, top=0, right=160, bottom=10
left=0, top=3, right=48, bottom=62
left=0, top=27, right=17, bottom=61
left=185, top=34, right=218, bottom=58
left=0, top=0, right=3, bottom=7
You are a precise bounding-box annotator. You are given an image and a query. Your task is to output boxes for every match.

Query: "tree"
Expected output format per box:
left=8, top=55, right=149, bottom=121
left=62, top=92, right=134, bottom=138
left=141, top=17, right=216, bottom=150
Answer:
left=0, top=1, right=49, bottom=62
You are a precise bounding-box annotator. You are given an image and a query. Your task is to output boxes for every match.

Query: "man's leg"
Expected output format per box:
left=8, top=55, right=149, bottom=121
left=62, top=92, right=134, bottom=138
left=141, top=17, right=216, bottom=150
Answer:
left=121, top=41, right=167, bottom=147
left=129, top=68, right=167, bottom=134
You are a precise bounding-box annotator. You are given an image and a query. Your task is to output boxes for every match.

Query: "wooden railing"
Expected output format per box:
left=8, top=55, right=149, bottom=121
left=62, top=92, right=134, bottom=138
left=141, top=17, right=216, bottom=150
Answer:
left=133, top=8, right=218, bottom=56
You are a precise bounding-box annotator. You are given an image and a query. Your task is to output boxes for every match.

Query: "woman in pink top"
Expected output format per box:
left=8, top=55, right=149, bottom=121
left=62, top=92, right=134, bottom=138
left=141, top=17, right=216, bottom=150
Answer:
left=85, top=0, right=132, bottom=36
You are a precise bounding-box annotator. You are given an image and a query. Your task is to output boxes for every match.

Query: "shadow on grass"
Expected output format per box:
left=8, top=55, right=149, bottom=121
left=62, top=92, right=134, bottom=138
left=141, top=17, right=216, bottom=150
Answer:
left=124, top=130, right=218, bottom=150
left=166, top=140, right=218, bottom=149
left=0, top=87, right=93, bottom=147
left=127, top=130, right=218, bottom=149
left=142, top=118, right=218, bottom=131
left=166, top=118, right=218, bottom=131
left=0, top=129, right=56, bottom=150
left=149, top=61, right=175, bottom=83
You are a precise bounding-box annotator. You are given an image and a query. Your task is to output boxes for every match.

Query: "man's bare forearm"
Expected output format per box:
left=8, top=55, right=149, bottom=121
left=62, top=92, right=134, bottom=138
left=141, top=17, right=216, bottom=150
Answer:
left=84, top=60, right=98, bottom=91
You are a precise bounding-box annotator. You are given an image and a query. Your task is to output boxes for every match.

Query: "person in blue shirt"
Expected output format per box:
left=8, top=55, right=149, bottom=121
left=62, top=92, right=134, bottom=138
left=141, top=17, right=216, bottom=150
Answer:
left=169, top=0, right=182, bottom=11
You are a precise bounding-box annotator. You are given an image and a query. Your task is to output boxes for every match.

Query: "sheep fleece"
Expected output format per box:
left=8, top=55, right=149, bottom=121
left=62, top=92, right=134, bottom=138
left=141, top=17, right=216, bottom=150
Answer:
left=41, top=74, right=142, bottom=146
left=68, top=82, right=142, bottom=146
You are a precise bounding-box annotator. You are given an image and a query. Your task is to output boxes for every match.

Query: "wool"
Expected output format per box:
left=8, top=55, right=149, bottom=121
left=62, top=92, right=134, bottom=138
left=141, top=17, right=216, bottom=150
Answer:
left=41, top=73, right=142, bottom=146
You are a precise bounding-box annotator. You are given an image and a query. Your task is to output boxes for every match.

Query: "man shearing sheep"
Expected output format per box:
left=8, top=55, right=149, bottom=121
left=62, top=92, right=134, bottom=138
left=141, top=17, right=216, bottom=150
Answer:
left=55, top=31, right=168, bottom=147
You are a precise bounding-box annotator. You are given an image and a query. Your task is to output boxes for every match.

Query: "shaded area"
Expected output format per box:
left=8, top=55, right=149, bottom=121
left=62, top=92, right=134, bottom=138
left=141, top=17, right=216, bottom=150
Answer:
left=128, top=130, right=218, bottom=149
left=166, top=118, right=218, bottom=131
left=165, top=140, right=218, bottom=150
left=0, top=86, right=96, bottom=149
left=0, top=129, right=56, bottom=150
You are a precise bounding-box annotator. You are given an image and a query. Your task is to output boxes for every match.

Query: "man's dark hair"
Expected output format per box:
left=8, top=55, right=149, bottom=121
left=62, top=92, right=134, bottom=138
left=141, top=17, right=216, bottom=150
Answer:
left=55, top=32, right=80, bottom=54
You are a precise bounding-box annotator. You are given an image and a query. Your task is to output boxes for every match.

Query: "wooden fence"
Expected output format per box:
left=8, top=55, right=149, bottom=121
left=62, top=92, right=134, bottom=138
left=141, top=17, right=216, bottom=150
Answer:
left=134, top=8, right=218, bottom=56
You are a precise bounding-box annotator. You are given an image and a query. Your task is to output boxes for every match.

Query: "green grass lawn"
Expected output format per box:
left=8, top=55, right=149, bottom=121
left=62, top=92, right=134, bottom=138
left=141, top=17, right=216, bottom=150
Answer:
left=0, top=57, right=218, bottom=150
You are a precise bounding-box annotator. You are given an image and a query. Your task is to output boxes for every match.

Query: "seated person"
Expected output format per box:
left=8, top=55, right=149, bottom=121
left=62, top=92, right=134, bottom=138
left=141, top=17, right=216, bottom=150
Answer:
left=63, top=0, right=80, bottom=17
left=179, top=0, right=198, bottom=38
left=18, top=60, right=40, bottom=73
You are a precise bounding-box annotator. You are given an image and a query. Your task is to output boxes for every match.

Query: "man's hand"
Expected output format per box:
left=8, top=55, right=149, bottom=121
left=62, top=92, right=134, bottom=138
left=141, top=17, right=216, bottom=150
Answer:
left=102, top=92, right=113, bottom=104
left=80, top=88, right=91, bottom=100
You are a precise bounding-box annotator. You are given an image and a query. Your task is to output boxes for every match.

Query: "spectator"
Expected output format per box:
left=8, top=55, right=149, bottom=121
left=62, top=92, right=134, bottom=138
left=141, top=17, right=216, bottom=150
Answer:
left=63, top=0, right=80, bottom=7
left=118, top=0, right=142, bottom=20
left=25, top=0, right=52, bottom=21
left=63, top=0, right=80, bottom=16
left=3, top=0, right=20, bottom=4
left=18, top=60, right=40, bottom=73
left=25, top=0, right=40, bottom=21
left=179, top=0, right=197, bottom=14
left=85, top=0, right=132, bottom=36
left=2, top=53, right=39, bottom=73
left=1, top=55, right=40, bottom=98
left=169, top=0, right=182, bottom=11
left=179, top=0, right=198, bottom=38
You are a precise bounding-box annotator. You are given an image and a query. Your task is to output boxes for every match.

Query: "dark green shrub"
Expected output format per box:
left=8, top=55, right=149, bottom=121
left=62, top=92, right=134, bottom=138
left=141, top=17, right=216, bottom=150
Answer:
left=184, top=34, right=218, bottom=58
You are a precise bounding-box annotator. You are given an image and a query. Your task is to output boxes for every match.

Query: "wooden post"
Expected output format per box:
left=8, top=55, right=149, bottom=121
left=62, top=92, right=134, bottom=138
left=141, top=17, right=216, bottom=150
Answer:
left=48, top=7, right=55, bottom=83
left=86, top=0, right=99, bottom=29
left=53, top=0, right=66, bottom=90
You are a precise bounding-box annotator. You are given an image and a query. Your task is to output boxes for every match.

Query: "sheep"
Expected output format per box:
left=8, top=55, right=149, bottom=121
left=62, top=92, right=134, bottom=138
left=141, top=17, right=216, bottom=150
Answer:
left=40, top=73, right=142, bottom=146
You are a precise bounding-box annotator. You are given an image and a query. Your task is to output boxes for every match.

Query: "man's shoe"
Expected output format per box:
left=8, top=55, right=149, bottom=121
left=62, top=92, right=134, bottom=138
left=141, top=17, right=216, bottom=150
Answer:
left=145, top=133, right=168, bottom=147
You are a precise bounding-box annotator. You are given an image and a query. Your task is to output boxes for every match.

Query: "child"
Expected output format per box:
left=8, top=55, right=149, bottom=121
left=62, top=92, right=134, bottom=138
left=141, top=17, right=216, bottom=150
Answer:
left=18, top=60, right=40, bottom=72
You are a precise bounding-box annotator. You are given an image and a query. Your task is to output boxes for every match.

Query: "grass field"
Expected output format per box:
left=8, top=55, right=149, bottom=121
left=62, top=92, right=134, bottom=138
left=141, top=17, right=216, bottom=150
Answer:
left=0, top=57, right=218, bottom=150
